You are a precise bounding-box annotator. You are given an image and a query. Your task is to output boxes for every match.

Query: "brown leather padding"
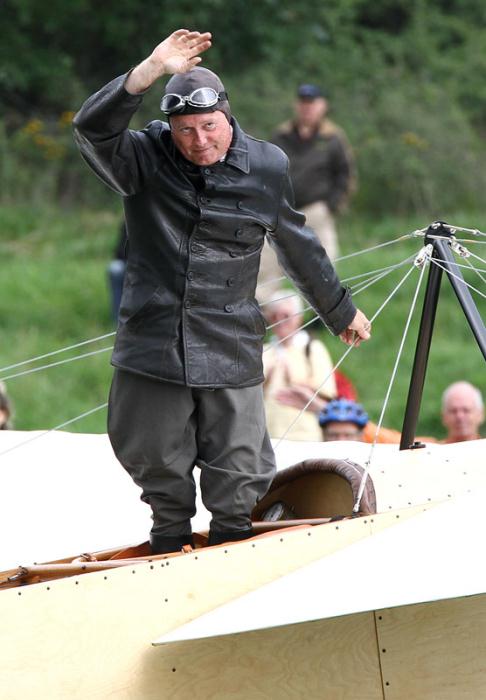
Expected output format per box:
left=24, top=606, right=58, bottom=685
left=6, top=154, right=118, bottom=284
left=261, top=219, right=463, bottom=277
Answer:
left=252, top=458, right=377, bottom=520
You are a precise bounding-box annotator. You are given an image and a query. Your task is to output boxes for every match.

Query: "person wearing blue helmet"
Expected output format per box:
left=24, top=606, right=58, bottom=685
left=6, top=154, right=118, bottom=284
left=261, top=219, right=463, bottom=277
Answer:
left=318, top=398, right=369, bottom=442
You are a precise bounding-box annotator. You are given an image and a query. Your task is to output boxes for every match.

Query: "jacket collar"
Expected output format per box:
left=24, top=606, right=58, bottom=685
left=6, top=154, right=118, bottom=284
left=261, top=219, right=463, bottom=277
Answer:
left=224, top=118, right=250, bottom=174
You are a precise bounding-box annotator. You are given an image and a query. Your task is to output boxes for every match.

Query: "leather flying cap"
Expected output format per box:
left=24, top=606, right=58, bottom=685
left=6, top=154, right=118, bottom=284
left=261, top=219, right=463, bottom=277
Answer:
left=297, top=83, right=326, bottom=99
left=163, top=67, right=231, bottom=121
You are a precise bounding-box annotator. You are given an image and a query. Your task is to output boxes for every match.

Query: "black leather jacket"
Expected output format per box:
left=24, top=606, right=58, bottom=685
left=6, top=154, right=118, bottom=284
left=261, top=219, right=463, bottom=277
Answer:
left=73, top=73, right=356, bottom=388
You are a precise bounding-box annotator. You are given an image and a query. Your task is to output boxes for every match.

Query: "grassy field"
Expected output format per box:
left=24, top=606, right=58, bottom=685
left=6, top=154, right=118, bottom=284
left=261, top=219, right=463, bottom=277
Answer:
left=0, top=204, right=484, bottom=439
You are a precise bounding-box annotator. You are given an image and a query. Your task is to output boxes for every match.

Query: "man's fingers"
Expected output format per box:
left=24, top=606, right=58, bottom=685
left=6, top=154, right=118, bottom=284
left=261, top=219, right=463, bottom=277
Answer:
left=181, top=30, right=210, bottom=40
left=188, top=40, right=212, bottom=57
left=187, top=57, right=203, bottom=69
left=178, top=31, right=212, bottom=46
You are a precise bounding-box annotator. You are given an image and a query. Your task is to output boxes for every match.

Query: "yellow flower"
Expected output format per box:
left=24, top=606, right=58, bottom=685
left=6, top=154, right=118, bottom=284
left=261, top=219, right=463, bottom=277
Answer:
left=401, top=131, right=429, bottom=150
left=59, top=111, right=76, bottom=128
left=33, top=134, right=49, bottom=146
left=22, top=119, right=43, bottom=135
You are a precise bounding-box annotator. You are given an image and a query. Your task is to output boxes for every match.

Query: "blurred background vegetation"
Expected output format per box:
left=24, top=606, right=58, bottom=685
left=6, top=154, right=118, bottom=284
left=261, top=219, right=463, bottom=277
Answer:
left=0, top=0, right=484, bottom=437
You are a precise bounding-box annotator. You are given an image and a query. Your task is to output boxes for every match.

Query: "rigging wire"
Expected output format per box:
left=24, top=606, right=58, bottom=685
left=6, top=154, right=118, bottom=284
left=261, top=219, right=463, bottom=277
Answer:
left=1, top=258, right=405, bottom=458
left=335, top=234, right=416, bottom=262
left=0, top=402, right=109, bottom=460
left=266, top=259, right=413, bottom=335
left=0, top=331, right=116, bottom=376
left=263, top=315, right=320, bottom=352
left=446, top=224, right=486, bottom=238
left=340, top=255, right=416, bottom=285
left=350, top=257, right=416, bottom=296
left=0, top=259, right=414, bottom=383
left=273, top=263, right=417, bottom=449
left=0, top=346, right=113, bottom=383
left=266, top=306, right=313, bottom=331
left=451, top=239, right=486, bottom=246
left=428, top=258, right=486, bottom=301
left=464, top=258, right=486, bottom=287
left=256, top=273, right=286, bottom=289
left=258, top=257, right=409, bottom=310
left=351, top=268, right=404, bottom=297
left=468, top=250, right=486, bottom=267
left=352, top=258, right=430, bottom=514
left=434, top=259, right=486, bottom=275
left=259, top=292, right=301, bottom=307
left=0, top=237, right=417, bottom=378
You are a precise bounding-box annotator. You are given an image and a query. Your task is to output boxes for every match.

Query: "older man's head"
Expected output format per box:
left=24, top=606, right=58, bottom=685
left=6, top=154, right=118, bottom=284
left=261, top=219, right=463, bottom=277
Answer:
left=161, top=67, right=233, bottom=166
left=264, top=291, right=304, bottom=344
left=441, top=381, right=484, bottom=443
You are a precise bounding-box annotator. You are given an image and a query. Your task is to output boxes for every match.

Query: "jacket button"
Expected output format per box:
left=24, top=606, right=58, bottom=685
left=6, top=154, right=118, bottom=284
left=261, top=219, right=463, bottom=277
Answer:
left=236, top=201, right=244, bottom=209
left=224, top=304, right=234, bottom=313
left=184, top=300, right=192, bottom=309
left=199, top=196, right=210, bottom=205
left=235, top=228, right=243, bottom=238
left=227, top=278, right=235, bottom=286
left=191, top=244, right=199, bottom=253
left=187, top=271, right=194, bottom=281
left=203, top=168, right=212, bottom=175
left=229, top=251, right=238, bottom=258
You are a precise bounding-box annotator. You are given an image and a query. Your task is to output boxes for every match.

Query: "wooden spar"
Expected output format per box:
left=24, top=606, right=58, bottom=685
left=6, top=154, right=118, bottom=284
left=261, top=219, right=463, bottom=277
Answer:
left=0, top=518, right=337, bottom=588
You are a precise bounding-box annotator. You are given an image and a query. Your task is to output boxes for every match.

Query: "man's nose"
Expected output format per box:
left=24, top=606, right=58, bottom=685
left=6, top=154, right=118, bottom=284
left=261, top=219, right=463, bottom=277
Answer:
left=193, top=129, right=208, bottom=146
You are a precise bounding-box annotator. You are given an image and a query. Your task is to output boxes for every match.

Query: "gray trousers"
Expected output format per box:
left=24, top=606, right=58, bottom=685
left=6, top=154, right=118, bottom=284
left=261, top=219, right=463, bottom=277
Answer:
left=108, top=369, right=276, bottom=536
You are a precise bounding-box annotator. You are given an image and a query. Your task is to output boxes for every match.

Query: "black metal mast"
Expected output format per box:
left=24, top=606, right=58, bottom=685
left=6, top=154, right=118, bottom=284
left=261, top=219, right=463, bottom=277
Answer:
left=399, top=222, right=486, bottom=450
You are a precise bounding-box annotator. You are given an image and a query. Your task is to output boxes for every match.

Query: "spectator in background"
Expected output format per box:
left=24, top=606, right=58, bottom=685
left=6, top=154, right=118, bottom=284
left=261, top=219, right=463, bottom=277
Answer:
left=0, top=382, right=13, bottom=430
left=277, top=389, right=416, bottom=444
left=107, top=222, right=128, bottom=322
left=263, top=291, right=337, bottom=441
left=257, top=83, right=355, bottom=300
left=441, top=381, right=484, bottom=443
left=319, top=398, right=369, bottom=442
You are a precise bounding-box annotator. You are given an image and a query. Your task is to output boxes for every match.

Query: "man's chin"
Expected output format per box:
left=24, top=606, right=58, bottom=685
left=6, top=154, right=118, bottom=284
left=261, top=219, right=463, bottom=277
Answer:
left=190, top=151, right=220, bottom=166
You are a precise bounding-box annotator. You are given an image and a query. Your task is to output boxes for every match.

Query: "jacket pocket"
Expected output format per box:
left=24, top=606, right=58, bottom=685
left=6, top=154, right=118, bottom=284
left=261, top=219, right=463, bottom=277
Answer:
left=247, top=299, right=267, bottom=337
left=122, top=286, right=162, bottom=330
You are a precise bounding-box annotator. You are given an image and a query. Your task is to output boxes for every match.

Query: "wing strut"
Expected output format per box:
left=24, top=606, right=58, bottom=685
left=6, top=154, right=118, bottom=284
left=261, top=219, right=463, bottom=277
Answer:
left=399, top=221, right=486, bottom=450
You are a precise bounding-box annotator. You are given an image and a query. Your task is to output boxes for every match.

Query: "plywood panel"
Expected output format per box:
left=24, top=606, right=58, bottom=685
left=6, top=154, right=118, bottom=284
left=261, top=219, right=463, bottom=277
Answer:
left=145, top=612, right=384, bottom=700
left=0, top=510, right=417, bottom=699
left=376, top=594, right=486, bottom=699
left=369, top=440, right=486, bottom=513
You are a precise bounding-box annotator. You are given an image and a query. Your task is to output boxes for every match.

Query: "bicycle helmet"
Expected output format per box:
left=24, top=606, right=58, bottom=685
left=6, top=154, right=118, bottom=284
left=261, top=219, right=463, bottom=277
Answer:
left=318, top=398, right=369, bottom=428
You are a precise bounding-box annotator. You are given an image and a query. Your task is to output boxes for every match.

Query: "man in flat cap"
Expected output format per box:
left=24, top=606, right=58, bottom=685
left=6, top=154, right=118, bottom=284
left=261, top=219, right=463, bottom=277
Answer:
left=258, top=83, right=355, bottom=298
left=73, top=30, right=370, bottom=554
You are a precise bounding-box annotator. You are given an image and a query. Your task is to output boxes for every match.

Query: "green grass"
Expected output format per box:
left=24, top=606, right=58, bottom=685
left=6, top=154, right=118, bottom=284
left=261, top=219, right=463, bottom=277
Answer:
left=0, top=205, right=484, bottom=439
left=0, top=207, right=118, bottom=432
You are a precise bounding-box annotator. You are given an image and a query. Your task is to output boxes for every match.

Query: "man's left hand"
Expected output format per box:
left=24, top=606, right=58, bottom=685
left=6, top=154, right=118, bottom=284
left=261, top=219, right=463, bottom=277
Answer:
left=339, top=309, right=371, bottom=347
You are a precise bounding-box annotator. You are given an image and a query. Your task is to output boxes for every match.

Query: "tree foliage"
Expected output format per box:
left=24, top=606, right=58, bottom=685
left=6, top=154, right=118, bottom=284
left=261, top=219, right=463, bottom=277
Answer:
left=1, top=0, right=485, bottom=214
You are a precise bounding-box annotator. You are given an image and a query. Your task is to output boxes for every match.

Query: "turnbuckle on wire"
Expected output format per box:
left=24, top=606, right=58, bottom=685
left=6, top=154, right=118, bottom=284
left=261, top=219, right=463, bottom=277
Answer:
left=450, top=239, right=471, bottom=258
left=414, top=244, right=433, bottom=269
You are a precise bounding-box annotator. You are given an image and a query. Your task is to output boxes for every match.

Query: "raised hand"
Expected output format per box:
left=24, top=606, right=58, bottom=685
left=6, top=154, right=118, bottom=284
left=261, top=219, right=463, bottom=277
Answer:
left=150, top=29, right=212, bottom=75
left=125, top=29, right=212, bottom=95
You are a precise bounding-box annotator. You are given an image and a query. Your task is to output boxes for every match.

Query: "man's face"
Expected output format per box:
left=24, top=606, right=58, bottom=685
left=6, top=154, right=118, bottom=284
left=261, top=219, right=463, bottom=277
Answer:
left=170, top=111, right=233, bottom=165
left=442, top=387, right=484, bottom=441
left=322, top=421, right=364, bottom=442
left=295, top=97, right=327, bottom=129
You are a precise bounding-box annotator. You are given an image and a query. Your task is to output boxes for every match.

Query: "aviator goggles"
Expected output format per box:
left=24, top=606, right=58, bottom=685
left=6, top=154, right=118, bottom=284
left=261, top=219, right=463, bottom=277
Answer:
left=160, top=87, right=228, bottom=115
